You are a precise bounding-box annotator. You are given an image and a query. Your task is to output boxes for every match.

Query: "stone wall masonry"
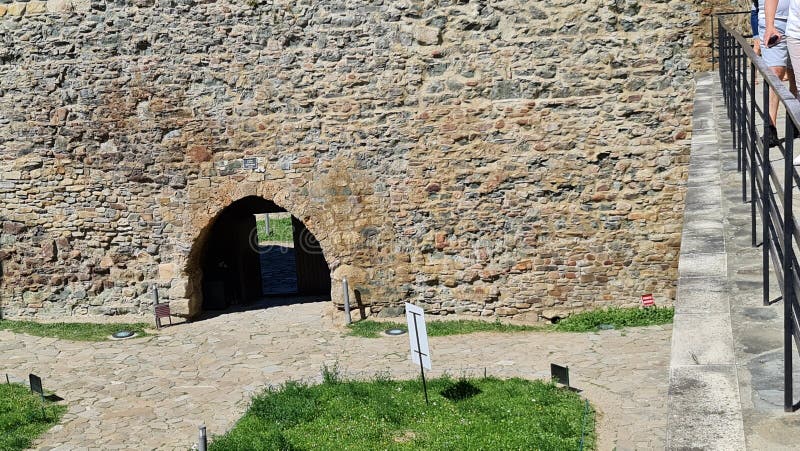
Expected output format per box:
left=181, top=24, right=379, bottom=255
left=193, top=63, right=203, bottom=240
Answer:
left=0, top=0, right=719, bottom=320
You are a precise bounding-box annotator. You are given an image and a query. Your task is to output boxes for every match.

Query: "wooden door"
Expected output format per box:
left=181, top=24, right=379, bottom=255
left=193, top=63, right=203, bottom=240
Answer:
left=292, top=217, right=331, bottom=296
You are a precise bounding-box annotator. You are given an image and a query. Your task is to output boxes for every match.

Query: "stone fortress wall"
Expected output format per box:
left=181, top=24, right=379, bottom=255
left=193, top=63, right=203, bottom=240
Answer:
left=0, top=0, right=740, bottom=320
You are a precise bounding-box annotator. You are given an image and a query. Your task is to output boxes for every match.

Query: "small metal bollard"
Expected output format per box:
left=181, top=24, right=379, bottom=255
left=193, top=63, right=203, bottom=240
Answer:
left=198, top=425, right=207, bottom=451
left=342, top=277, right=352, bottom=325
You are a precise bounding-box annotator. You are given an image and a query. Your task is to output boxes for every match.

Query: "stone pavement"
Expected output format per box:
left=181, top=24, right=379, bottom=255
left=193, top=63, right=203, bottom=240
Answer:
left=258, top=243, right=298, bottom=295
left=0, top=302, right=671, bottom=450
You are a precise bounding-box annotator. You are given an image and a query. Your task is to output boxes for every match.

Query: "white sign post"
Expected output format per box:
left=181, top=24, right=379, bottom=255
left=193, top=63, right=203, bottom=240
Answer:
left=405, top=302, right=431, bottom=404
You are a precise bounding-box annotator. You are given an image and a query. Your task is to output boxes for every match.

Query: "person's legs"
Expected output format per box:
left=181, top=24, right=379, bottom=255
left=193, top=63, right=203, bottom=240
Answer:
left=786, top=37, right=800, bottom=86
left=761, top=21, right=790, bottom=147
left=770, top=66, right=787, bottom=127
left=784, top=37, right=800, bottom=164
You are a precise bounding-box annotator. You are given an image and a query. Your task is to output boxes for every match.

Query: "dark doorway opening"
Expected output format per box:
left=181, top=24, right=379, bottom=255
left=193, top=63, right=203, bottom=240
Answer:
left=199, top=196, right=331, bottom=312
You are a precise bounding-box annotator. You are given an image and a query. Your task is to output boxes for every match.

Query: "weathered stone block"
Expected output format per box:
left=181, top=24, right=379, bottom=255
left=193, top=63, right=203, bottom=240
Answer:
left=5, top=2, right=24, bottom=15
left=169, top=298, right=190, bottom=316
left=158, top=263, right=177, bottom=282
left=413, top=25, right=441, bottom=46
left=46, top=0, right=73, bottom=13
left=70, top=0, right=89, bottom=12
left=25, top=1, right=46, bottom=14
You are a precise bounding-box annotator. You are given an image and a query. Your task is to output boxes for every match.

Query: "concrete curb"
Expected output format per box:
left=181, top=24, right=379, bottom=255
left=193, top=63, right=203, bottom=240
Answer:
left=665, top=72, right=747, bottom=450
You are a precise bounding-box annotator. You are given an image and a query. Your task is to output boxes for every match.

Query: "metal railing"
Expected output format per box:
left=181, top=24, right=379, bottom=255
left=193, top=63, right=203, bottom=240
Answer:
left=710, top=11, right=752, bottom=70
left=717, top=16, right=800, bottom=412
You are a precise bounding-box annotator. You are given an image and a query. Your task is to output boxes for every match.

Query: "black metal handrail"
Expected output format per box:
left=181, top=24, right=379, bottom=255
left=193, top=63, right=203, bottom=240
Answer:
left=710, top=11, right=752, bottom=70
left=717, top=16, right=800, bottom=412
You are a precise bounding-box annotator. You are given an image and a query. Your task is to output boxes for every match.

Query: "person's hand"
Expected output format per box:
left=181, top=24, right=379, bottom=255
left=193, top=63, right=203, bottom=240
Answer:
left=764, top=27, right=783, bottom=48
left=754, top=38, right=762, bottom=56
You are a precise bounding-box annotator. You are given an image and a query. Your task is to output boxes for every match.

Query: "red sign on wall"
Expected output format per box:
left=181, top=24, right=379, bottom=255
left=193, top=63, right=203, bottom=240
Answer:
left=641, top=293, right=655, bottom=307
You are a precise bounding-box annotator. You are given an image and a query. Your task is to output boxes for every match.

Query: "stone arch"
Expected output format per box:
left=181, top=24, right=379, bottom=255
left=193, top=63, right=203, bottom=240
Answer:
left=184, top=181, right=337, bottom=317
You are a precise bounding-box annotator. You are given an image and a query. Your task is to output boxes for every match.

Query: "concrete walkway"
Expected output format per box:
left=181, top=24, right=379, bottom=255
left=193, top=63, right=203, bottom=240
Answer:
left=1, top=302, right=671, bottom=450
left=667, top=71, right=746, bottom=449
left=667, top=71, right=800, bottom=450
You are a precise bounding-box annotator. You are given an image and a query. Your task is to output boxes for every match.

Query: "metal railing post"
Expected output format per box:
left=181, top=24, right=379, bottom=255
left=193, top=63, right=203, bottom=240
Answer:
left=750, top=61, right=758, bottom=246
left=740, top=46, right=748, bottom=205
left=784, top=121, right=795, bottom=412
left=735, top=42, right=742, bottom=170
left=740, top=50, right=747, bottom=197
left=712, top=18, right=724, bottom=88
left=763, top=77, right=772, bottom=307
left=711, top=15, right=716, bottom=70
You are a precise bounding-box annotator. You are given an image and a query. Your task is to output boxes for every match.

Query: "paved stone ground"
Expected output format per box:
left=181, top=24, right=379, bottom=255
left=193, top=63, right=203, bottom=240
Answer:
left=258, top=243, right=298, bottom=295
left=0, top=302, right=671, bottom=450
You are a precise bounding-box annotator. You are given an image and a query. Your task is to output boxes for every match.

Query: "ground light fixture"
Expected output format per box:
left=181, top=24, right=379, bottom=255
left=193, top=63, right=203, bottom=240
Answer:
left=385, top=328, right=407, bottom=336
left=111, top=330, right=136, bottom=339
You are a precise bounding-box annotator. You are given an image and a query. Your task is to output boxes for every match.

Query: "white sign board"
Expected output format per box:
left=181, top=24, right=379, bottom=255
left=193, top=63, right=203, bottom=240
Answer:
left=405, top=303, right=432, bottom=370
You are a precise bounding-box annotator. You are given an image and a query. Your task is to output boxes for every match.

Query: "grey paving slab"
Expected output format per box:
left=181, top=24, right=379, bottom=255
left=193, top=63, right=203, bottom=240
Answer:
left=687, top=172, right=723, bottom=187
left=670, top=313, right=736, bottom=366
left=675, top=277, right=729, bottom=314
left=679, top=232, right=726, bottom=255
left=684, top=187, right=723, bottom=209
left=678, top=253, right=728, bottom=279
left=667, top=365, right=746, bottom=450
left=682, top=218, right=725, bottom=235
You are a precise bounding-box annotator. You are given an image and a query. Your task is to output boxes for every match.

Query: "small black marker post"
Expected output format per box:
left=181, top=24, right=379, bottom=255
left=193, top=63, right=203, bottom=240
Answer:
left=411, top=312, right=429, bottom=405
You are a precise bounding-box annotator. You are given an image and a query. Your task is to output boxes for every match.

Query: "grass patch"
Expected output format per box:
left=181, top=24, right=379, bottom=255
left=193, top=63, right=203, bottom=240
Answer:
left=0, top=319, right=150, bottom=342
left=348, top=307, right=674, bottom=338
left=210, top=373, right=594, bottom=450
left=256, top=216, right=293, bottom=242
left=0, top=383, right=67, bottom=451
left=552, top=306, right=674, bottom=332
left=348, top=319, right=539, bottom=338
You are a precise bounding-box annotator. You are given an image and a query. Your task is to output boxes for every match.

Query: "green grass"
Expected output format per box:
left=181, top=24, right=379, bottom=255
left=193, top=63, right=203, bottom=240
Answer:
left=348, top=307, right=674, bottom=338
left=210, top=373, right=594, bottom=450
left=0, top=319, right=150, bottom=342
left=257, top=216, right=294, bottom=242
left=553, top=306, right=674, bottom=332
left=0, top=383, right=67, bottom=451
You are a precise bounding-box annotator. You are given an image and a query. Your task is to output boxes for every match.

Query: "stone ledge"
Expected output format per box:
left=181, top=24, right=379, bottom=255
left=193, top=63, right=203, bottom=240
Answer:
left=0, top=0, right=90, bottom=17
left=667, top=71, right=745, bottom=450
left=667, top=365, right=746, bottom=450
left=670, top=313, right=735, bottom=366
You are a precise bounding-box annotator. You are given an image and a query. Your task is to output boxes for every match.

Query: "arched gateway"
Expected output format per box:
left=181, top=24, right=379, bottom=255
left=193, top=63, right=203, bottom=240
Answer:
left=189, top=196, right=331, bottom=318
left=185, top=195, right=331, bottom=317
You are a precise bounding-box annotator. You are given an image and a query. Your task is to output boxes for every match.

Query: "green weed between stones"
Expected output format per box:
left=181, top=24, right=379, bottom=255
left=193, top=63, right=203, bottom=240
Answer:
left=256, top=216, right=294, bottom=242
left=348, top=307, right=674, bottom=338
left=0, top=319, right=150, bottom=342
left=209, top=372, right=595, bottom=450
left=0, top=383, right=66, bottom=451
